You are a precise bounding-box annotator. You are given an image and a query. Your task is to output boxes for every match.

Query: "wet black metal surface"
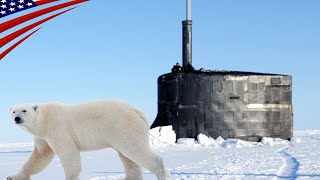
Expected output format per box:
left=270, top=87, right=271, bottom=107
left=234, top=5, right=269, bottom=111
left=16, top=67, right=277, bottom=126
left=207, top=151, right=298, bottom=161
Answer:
left=151, top=71, right=293, bottom=142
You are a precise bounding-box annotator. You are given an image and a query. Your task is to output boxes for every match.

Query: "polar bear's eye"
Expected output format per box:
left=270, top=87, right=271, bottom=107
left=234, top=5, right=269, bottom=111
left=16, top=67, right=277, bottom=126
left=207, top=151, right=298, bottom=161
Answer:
left=23, top=110, right=27, bottom=113
left=13, top=111, right=15, bottom=114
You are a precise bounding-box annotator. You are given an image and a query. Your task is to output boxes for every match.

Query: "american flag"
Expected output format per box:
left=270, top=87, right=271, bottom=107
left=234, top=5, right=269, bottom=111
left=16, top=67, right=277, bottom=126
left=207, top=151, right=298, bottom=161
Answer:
left=0, top=0, right=88, bottom=60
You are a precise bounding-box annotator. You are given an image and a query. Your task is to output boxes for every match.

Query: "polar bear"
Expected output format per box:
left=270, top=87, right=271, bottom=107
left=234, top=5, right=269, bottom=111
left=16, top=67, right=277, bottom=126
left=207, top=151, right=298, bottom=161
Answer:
left=8, top=100, right=170, bottom=180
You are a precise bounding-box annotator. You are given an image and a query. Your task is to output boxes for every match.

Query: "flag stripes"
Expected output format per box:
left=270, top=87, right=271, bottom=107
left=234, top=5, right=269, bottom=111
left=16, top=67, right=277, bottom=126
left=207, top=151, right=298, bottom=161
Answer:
left=0, top=0, right=89, bottom=61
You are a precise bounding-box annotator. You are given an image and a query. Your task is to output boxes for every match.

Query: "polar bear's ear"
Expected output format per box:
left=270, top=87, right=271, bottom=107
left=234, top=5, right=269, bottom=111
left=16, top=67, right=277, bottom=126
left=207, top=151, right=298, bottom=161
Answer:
left=33, top=105, right=38, bottom=112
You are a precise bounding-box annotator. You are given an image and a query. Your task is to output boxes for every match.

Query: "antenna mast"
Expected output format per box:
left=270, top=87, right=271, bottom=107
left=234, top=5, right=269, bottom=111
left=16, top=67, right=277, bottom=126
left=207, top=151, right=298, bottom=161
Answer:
left=182, top=0, right=192, bottom=67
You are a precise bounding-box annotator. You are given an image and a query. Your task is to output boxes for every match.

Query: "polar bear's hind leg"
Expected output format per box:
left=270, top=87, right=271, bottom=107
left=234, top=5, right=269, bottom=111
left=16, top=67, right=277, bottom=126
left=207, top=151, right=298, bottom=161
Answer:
left=118, top=152, right=143, bottom=180
left=117, top=145, right=170, bottom=180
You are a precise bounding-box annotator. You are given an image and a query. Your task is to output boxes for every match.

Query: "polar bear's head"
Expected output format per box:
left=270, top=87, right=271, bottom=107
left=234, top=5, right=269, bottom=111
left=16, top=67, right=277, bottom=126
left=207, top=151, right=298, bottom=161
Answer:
left=10, top=104, right=39, bottom=132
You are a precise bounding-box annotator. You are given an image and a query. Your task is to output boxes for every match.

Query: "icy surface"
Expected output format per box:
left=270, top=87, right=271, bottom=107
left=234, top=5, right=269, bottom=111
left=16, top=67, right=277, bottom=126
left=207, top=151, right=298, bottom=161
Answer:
left=0, top=130, right=320, bottom=179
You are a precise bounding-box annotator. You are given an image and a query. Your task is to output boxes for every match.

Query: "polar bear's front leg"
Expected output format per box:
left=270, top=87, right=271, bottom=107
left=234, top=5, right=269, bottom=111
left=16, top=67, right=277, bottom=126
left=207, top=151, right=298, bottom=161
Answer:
left=49, top=139, right=81, bottom=180
left=6, top=175, right=30, bottom=180
left=7, top=138, right=55, bottom=180
left=59, top=150, right=81, bottom=180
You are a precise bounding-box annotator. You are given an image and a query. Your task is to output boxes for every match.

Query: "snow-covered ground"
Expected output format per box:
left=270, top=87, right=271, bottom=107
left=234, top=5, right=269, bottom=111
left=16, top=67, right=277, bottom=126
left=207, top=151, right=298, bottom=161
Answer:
left=1, top=128, right=320, bottom=180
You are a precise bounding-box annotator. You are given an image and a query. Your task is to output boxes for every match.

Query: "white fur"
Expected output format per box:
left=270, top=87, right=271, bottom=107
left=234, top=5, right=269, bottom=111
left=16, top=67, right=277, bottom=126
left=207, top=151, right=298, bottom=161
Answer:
left=8, top=100, right=170, bottom=180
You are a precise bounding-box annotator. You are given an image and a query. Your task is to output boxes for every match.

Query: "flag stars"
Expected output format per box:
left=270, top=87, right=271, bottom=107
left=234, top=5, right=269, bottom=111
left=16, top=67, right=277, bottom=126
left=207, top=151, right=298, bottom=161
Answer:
left=10, top=2, right=16, bottom=6
left=9, top=7, right=15, bottom=12
left=0, top=10, right=5, bottom=15
left=1, top=4, right=7, bottom=9
left=26, top=2, right=33, bottom=6
left=1, top=0, right=6, bottom=3
left=18, top=5, right=24, bottom=9
left=19, top=0, right=24, bottom=3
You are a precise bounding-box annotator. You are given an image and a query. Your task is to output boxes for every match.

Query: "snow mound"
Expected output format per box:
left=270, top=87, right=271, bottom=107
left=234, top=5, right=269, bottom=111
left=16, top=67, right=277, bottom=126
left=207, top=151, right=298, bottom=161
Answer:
left=149, top=126, right=176, bottom=148
left=215, top=136, right=225, bottom=145
left=197, top=133, right=216, bottom=147
left=261, top=137, right=289, bottom=146
left=222, top=139, right=258, bottom=148
left=195, top=134, right=290, bottom=148
left=177, top=138, right=197, bottom=145
left=149, top=126, right=290, bottom=148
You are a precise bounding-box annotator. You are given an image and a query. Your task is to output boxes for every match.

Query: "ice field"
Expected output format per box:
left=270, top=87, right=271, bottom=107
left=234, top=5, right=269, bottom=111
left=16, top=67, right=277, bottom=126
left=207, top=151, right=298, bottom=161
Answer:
left=1, top=128, right=320, bottom=180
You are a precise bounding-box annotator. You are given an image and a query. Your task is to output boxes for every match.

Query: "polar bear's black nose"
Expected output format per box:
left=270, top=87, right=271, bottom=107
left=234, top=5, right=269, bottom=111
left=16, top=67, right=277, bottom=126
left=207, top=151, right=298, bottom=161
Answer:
left=15, top=117, right=22, bottom=124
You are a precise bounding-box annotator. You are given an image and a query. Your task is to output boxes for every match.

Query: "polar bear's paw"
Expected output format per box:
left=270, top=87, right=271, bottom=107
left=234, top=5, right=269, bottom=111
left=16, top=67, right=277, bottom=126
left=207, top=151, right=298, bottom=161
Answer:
left=7, top=174, right=30, bottom=180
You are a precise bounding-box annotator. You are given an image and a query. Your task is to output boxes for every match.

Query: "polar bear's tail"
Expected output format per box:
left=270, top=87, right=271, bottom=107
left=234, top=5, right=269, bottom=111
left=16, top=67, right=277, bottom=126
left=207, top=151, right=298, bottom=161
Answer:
left=131, top=109, right=150, bottom=129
